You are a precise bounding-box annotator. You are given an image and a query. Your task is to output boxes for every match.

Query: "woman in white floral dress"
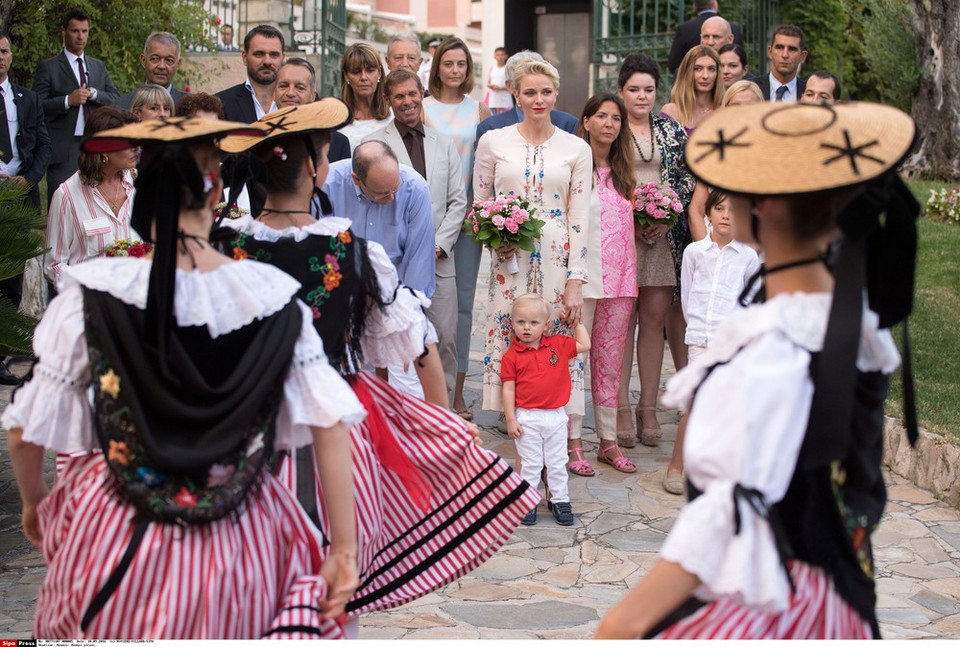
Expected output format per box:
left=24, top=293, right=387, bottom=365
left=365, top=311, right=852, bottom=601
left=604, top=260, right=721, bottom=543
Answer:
left=474, top=59, right=592, bottom=417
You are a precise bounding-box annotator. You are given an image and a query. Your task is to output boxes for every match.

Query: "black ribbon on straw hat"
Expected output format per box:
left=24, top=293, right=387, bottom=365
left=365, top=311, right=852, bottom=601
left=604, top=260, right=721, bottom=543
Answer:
left=686, top=102, right=920, bottom=457
left=82, top=117, right=263, bottom=372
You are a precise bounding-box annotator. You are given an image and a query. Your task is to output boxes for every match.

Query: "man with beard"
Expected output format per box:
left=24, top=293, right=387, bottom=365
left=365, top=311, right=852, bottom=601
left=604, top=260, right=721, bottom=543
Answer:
left=272, top=58, right=350, bottom=161
left=117, top=32, right=186, bottom=110
left=217, top=25, right=284, bottom=123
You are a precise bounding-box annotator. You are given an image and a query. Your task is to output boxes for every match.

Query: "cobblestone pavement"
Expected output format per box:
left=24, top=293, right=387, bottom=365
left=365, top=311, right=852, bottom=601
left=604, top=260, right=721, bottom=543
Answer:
left=2, top=254, right=959, bottom=638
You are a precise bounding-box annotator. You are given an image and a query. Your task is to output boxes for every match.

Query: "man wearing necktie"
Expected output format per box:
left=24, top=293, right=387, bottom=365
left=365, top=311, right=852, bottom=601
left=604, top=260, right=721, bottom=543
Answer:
left=364, top=68, right=467, bottom=399
left=32, top=8, right=119, bottom=205
left=0, top=32, right=52, bottom=385
left=757, top=24, right=808, bottom=102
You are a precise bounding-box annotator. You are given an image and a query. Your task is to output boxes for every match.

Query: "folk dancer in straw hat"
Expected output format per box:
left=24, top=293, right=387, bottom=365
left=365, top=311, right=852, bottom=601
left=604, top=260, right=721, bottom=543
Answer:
left=214, top=99, right=541, bottom=635
left=596, top=100, right=920, bottom=639
left=4, top=115, right=365, bottom=638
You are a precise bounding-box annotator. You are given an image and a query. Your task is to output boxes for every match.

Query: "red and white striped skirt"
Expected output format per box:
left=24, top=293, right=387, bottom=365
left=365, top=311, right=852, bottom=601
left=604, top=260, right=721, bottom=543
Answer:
left=279, top=372, right=541, bottom=615
left=657, top=560, right=874, bottom=639
left=36, top=455, right=345, bottom=639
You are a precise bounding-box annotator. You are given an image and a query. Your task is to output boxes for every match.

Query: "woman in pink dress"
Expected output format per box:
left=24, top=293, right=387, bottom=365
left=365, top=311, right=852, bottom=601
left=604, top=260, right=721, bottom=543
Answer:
left=569, top=92, right=638, bottom=475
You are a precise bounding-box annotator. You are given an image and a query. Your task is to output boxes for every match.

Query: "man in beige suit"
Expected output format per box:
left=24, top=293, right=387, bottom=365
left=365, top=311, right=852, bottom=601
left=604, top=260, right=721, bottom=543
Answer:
left=364, top=68, right=466, bottom=396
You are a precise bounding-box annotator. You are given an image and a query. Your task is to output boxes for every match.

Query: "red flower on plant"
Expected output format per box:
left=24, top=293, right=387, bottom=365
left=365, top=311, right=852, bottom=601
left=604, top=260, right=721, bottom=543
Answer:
left=338, top=231, right=352, bottom=243
left=311, top=305, right=321, bottom=320
left=496, top=274, right=505, bottom=284
left=233, top=247, right=248, bottom=260
left=173, top=486, right=197, bottom=508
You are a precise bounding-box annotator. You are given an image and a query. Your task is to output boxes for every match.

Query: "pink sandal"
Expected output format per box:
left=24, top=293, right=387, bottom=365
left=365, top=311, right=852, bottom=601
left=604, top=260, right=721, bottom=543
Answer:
left=597, top=444, right=637, bottom=474
left=566, top=447, right=595, bottom=477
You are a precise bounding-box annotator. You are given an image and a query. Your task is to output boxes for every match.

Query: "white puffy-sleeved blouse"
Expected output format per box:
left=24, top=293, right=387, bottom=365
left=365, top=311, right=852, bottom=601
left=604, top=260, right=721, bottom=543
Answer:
left=0, top=257, right=367, bottom=453
left=221, top=215, right=438, bottom=368
left=659, top=291, right=900, bottom=612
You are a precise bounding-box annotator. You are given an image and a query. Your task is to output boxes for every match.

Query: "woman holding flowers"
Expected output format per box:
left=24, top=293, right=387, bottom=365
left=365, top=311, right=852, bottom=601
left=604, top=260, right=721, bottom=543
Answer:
left=44, top=107, right=140, bottom=287
left=617, top=54, right=696, bottom=465
left=474, top=59, right=592, bottom=428
left=572, top=92, right=638, bottom=475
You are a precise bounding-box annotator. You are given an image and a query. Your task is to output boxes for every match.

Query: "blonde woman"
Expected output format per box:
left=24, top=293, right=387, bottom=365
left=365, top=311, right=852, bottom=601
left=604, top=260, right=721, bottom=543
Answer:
left=722, top=80, right=764, bottom=107
left=338, top=43, right=391, bottom=151
left=130, top=84, right=174, bottom=121
left=660, top=46, right=724, bottom=133
left=474, top=59, right=591, bottom=449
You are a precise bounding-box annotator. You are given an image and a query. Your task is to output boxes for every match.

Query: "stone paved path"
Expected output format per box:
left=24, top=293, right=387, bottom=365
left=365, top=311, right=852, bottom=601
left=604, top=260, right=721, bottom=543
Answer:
left=1, top=253, right=959, bottom=638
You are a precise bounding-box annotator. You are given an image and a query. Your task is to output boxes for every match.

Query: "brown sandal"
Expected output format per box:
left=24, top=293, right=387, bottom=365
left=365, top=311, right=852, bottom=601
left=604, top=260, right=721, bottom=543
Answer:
left=637, top=406, right=662, bottom=447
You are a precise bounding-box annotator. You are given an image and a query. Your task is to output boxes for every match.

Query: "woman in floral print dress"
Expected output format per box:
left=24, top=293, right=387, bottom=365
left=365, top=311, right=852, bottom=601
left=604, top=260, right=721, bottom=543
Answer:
left=474, top=59, right=592, bottom=418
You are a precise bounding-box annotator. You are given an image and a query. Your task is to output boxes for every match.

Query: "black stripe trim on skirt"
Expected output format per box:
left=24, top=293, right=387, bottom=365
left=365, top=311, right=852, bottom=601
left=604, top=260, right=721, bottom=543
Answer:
left=347, top=460, right=530, bottom=611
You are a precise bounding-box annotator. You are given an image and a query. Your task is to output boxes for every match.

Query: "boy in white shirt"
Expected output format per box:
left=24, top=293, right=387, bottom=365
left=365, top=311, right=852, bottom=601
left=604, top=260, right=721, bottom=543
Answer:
left=681, top=188, right=761, bottom=362
left=662, top=188, right=760, bottom=495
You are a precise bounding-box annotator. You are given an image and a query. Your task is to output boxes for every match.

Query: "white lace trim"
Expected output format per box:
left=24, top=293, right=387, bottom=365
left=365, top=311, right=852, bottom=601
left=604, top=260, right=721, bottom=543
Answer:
left=61, top=258, right=302, bottom=338
left=663, top=292, right=900, bottom=410
left=221, top=215, right=354, bottom=243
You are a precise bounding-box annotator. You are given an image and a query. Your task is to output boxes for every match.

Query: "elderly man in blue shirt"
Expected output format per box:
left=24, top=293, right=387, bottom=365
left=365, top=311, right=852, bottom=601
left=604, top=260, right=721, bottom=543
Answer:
left=317, top=140, right=441, bottom=400
left=318, top=141, right=436, bottom=297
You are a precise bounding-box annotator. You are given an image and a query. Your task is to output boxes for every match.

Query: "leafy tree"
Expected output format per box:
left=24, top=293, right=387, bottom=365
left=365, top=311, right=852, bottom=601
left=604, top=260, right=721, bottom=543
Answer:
left=5, top=0, right=217, bottom=92
left=0, top=184, right=46, bottom=355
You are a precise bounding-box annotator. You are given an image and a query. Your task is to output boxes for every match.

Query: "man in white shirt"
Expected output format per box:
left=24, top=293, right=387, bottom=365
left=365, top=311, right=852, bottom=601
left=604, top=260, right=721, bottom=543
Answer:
left=0, top=32, right=52, bottom=385
left=756, top=24, right=808, bottom=102
left=32, top=7, right=119, bottom=204
left=216, top=25, right=284, bottom=123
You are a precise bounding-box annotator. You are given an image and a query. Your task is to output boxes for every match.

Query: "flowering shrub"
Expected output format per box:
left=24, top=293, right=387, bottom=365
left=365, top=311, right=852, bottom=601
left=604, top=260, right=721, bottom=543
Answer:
left=464, top=193, right=545, bottom=252
left=105, top=239, right=153, bottom=257
left=926, top=187, right=960, bottom=225
left=633, top=182, right=683, bottom=229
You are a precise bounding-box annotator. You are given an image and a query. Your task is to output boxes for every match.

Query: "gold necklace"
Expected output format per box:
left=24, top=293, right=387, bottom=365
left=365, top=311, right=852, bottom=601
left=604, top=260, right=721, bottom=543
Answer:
left=101, top=178, right=125, bottom=213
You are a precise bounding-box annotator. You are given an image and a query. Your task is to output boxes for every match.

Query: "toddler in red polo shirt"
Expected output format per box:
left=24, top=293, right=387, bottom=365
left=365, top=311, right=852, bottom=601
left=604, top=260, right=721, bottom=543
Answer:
left=501, top=294, right=590, bottom=526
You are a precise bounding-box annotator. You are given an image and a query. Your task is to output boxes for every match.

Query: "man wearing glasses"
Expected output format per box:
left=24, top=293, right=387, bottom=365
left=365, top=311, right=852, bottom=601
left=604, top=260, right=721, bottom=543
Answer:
left=318, top=140, right=436, bottom=297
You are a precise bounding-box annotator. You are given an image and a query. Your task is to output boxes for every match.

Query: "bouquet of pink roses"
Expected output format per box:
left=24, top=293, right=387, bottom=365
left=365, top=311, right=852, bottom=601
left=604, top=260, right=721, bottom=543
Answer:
left=105, top=239, right=153, bottom=258
left=464, top=193, right=545, bottom=274
left=633, top=182, right=683, bottom=244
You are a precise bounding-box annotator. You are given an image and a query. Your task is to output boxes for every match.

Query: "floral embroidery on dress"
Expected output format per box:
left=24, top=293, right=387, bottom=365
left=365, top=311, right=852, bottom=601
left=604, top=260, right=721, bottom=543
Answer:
left=830, top=460, right=878, bottom=579
left=99, top=369, right=120, bottom=399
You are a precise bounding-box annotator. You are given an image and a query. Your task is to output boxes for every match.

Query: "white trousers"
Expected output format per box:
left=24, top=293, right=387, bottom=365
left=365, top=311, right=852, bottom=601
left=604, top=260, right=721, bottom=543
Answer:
left=514, top=407, right=569, bottom=503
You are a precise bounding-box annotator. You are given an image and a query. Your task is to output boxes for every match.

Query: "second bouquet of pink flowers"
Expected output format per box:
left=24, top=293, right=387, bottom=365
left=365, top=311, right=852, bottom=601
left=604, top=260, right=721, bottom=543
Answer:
left=464, top=193, right=545, bottom=274
left=633, top=182, right=683, bottom=243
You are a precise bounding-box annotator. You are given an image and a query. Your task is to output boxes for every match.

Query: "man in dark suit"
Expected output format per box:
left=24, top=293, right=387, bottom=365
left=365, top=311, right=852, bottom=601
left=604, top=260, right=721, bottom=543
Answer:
left=475, top=51, right=578, bottom=147
left=216, top=25, right=284, bottom=124
left=116, top=32, right=187, bottom=110
left=272, top=58, right=350, bottom=161
left=0, top=33, right=52, bottom=384
left=755, top=24, right=808, bottom=102
left=32, top=8, right=119, bottom=205
left=668, top=0, right=743, bottom=74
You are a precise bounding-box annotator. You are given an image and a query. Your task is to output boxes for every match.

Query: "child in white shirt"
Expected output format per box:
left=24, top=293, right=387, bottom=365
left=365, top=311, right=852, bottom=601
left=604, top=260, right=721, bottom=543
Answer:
left=662, top=188, right=761, bottom=496
left=681, top=188, right=761, bottom=363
